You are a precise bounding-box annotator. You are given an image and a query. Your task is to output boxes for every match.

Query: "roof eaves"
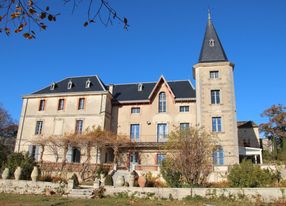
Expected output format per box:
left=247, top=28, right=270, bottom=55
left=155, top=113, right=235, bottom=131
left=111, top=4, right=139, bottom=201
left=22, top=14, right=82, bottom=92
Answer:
left=113, top=99, right=150, bottom=104
left=24, top=90, right=109, bottom=98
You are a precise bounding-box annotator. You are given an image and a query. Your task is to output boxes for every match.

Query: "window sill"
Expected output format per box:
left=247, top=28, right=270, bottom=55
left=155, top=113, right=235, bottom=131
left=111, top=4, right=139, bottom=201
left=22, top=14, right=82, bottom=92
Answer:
left=210, top=103, right=223, bottom=106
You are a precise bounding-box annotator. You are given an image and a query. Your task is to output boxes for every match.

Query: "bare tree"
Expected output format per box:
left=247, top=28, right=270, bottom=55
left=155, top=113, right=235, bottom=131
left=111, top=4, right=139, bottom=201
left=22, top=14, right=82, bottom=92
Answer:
left=162, top=127, right=216, bottom=186
left=0, top=0, right=129, bottom=39
left=0, top=104, right=17, bottom=138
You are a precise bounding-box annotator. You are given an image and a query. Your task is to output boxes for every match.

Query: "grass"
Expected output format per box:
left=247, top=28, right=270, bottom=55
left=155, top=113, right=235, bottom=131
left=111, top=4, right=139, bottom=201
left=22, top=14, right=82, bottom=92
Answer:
left=0, top=193, right=278, bottom=206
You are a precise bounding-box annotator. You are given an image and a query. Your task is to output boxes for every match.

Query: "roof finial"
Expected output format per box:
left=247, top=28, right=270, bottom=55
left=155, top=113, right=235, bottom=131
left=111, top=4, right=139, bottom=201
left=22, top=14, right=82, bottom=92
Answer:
left=208, top=8, right=211, bottom=20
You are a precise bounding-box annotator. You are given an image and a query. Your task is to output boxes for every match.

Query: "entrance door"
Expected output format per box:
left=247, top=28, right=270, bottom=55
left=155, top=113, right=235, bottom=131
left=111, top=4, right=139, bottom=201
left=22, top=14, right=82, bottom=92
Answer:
left=130, top=152, right=139, bottom=170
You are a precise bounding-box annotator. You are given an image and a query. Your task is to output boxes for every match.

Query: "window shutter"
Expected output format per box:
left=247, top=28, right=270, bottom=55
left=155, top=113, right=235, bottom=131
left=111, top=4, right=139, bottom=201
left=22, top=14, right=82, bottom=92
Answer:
left=66, top=146, right=72, bottom=163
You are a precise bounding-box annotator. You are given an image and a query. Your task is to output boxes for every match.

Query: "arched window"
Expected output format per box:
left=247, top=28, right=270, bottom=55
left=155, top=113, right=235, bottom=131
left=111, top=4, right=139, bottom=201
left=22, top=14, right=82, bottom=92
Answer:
left=158, top=92, right=166, bottom=112
left=213, top=146, right=224, bottom=165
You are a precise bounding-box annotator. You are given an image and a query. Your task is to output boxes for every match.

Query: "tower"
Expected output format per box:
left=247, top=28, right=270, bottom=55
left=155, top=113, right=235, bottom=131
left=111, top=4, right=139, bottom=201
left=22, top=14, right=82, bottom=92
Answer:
left=193, top=11, right=239, bottom=165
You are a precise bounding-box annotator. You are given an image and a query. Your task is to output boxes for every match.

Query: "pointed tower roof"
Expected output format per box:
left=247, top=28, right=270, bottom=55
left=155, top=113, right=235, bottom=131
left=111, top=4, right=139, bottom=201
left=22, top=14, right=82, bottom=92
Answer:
left=199, top=10, right=228, bottom=63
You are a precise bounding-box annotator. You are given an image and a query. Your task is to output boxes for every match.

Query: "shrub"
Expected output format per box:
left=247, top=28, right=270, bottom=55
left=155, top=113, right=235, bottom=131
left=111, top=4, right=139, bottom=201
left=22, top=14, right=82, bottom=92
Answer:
left=95, top=165, right=109, bottom=178
left=104, top=174, right=113, bottom=186
left=228, top=160, right=279, bottom=187
left=160, top=159, right=182, bottom=187
left=51, top=176, right=67, bottom=184
left=39, top=175, right=52, bottom=182
left=5, top=152, right=35, bottom=180
left=0, top=144, right=9, bottom=169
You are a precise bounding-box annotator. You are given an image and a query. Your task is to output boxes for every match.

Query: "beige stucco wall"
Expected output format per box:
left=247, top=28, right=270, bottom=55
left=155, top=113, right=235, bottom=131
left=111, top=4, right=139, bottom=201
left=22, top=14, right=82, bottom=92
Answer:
left=15, top=92, right=112, bottom=163
left=112, top=81, right=196, bottom=142
left=193, top=62, right=239, bottom=165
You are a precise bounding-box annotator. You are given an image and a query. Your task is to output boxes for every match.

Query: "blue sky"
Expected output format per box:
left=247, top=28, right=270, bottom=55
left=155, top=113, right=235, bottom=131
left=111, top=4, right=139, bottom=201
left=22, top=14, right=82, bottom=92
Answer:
left=0, top=0, right=285, bottom=125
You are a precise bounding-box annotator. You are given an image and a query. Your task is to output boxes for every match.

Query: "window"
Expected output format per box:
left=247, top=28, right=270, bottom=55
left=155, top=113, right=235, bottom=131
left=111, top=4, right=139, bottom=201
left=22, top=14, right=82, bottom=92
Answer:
left=72, top=147, right=81, bottom=163
left=78, top=98, right=85, bottom=110
left=131, top=107, right=140, bottom=114
left=130, top=124, right=140, bottom=142
left=58, top=99, right=65, bottom=110
left=180, top=123, right=189, bottom=131
left=157, top=154, right=166, bottom=165
left=28, top=145, right=39, bottom=161
left=138, top=83, right=143, bottom=91
left=212, top=117, right=222, bottom=132
left=39, top=99, right=45, bottom=111
left=67, top=80, right=73, bottom=89
left=157, top=123, right=168, bottom=141
left=66, top=146, right=81, bottom=163
left=50, top=83, right=56, bottom=90
left=85, top=79, right=91, bottom=88
left=35, top=121, right=43, bottom=135
left=209, top=38, right=215, bottom=47
left=75, top=120, right=83, bottom=134
left=180, top=106, right=189, bottom=112
left=211, top=90, right=220, bottom=104
left=210, top=71, right=219, bottom=79
left=213, top=147, right=224, bottom=165
left=158, top=92, right=166, bottom=113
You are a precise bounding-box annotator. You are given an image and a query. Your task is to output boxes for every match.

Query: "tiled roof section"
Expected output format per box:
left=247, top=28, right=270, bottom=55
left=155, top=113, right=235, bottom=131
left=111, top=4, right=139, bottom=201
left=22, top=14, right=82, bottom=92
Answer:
left=112, top=82, right=156, bottom=102
left=112, top=80, right=195, bottom=102
left=199, top=15, right=228, bottom=63
left=168, top=81, right=196, bottom=99
left=32, top=75, right=106, bottom=94
left=237, top=121, right=258, bottom=128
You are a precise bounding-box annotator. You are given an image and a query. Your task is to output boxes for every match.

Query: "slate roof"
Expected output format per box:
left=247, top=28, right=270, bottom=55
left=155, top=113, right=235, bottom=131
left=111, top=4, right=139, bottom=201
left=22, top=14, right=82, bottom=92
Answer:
left=237, top=121, right=258, bottom=128
left=112, top=80, right=195, bottom=102
left=33, top=75, right=106, bottom=94
left=199, top=13, right=228, bottom=63
left=32, top=76, right=196, bottom=102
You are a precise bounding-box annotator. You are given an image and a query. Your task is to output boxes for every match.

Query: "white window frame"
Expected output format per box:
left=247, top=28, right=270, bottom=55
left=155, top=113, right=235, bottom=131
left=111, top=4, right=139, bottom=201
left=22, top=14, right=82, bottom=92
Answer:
left=210, top=71, right=219, bottom=79
left=157, top=123, right=168, bottom=142
left=131, top=107, right=140, bottom=114
left=179, top=106, right=189, bottom=112
left=78, top=98, right=85, bottom=110
left=130, top=124, right=140, bottom=142
left=58, top=99, right=65, bottom=110
left=212, top=117, right=222, bottom=132
left=75, top=120, right=83, bottom=134
left=158, top=92, right=166, bottom=113
left=211, top=90, right=220, bottom=104
left=35, top=121, right=43, bottom=135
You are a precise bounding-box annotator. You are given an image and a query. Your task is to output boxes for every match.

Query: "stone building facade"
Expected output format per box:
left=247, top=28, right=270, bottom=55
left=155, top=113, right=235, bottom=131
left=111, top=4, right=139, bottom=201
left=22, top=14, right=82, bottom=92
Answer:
left=15, top=14, right=261, bottom=171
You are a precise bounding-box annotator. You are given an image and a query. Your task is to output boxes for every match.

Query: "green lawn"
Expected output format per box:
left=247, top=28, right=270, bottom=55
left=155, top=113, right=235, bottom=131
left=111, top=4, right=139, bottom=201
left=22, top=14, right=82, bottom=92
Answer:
left=0, top=193, right=277, bottom=206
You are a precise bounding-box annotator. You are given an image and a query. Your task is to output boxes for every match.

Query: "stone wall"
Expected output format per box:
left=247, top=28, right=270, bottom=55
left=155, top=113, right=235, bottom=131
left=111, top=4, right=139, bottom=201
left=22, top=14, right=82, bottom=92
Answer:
left=104, top=186, right=286, bottom=202
left=0, top=179, right=67, bottom=195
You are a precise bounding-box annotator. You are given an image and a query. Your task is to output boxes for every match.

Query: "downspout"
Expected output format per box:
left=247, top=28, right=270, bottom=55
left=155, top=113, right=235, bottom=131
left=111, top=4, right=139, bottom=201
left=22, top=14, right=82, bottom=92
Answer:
left=17, top=98, right=28, bottom=152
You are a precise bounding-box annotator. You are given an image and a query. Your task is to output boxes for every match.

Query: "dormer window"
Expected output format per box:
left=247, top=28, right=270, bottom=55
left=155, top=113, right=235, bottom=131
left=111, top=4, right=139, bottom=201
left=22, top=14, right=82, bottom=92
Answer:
left=209, top=38, right=215, bottom=47
left=50, top=82, right=56, bottom=90
left=85, top=79, right=91, bottom=88
left=67, top=80, right=73, bottom=90
left=138, top=83, right=143, bottom=91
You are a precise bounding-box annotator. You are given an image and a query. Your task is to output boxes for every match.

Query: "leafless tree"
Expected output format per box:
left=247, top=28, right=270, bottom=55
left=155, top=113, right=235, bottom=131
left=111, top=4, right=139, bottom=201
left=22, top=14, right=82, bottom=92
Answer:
left=163, top=127, right=216, bottom=186
left=0, top=0, right=129, bottom=39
